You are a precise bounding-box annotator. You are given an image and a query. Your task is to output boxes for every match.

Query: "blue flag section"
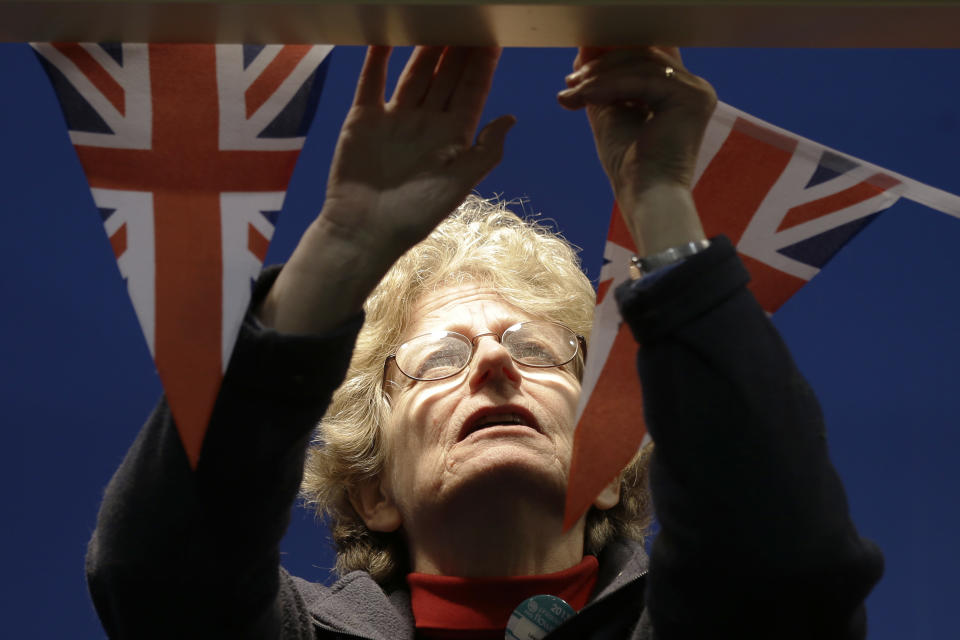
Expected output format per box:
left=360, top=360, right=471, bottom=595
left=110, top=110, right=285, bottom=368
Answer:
left=3, top=42, right=960, bottom=638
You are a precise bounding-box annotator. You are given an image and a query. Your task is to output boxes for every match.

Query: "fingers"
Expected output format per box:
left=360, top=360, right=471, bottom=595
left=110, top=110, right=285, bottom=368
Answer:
left=387, top=46, right=501, bottom=119
left=353, top=46, right=392, bottom=107
left=568, top=47, right=685, bottom=88
left=559, top=63, right=680, bottom=110
left=574, top=46, right=681, bottom=73
left=392, top=46, right=444, bottom=108
left=574, top=46, right=610, bottom=72
left=422, top=48, right=471, bottom=110
left=421, top=47, right=501, bottom=112
left=558, top=49, right=714, bottom=114
left=652, top=46, right=683, bottom=65
left=447, top=48, right=502, bottom=113
left=455, top=114, right=516, bottom=180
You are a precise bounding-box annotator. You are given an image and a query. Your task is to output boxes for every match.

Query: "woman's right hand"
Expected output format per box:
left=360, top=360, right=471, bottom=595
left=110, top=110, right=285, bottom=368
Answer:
left=259, top=46, right=514, bottom=335
left=558, top=47, right=714, bottom=256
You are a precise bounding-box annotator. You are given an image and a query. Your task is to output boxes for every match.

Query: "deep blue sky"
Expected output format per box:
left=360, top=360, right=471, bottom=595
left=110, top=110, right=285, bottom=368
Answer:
left=2, top=44, right=959, bottom=638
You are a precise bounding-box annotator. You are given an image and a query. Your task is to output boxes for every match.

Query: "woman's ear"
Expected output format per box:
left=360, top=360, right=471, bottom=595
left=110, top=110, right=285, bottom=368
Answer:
left=592, top=474, right=621, bottom=511
left=348, top=477, right=403, bottom=532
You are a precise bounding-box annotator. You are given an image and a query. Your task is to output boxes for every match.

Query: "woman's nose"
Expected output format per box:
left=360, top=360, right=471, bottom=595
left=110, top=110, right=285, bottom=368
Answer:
left=468, top=334, right=522, bottom=389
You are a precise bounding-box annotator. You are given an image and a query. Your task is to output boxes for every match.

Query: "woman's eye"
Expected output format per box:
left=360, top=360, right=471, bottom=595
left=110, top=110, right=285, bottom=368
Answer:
left=512, top=340, right=556, bottom=363
left=414, top=349, right=464, bottom=377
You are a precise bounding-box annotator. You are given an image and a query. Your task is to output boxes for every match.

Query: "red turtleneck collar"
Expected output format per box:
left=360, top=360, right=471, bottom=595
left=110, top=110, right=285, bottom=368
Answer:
left=407, top=555, right=599, bottom=639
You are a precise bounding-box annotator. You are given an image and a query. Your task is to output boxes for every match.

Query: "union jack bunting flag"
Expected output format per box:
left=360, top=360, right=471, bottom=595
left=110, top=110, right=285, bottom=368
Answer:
left=31, top=43, right=334, bottom=468
left=564, top=101, right=960, bottom=527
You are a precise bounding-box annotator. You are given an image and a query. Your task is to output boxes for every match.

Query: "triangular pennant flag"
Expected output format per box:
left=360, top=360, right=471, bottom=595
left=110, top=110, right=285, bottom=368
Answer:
left=564, top=203, right=646, bottom=530
left=31, top=43, right=334, bottom=468
left=563, top=100, right=953, bottom=528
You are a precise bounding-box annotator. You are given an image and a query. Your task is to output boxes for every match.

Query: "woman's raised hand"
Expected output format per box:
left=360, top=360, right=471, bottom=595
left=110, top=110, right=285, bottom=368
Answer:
left=321, top=46, right=516, bottom=257
left=557, top=47, right=715, bottom=255
left=259, top=46, right=513, bottom=335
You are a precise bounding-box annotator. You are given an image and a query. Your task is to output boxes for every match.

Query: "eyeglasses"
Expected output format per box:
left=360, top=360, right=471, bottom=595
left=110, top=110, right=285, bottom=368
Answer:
left=384, top=320, right=587, bottom=383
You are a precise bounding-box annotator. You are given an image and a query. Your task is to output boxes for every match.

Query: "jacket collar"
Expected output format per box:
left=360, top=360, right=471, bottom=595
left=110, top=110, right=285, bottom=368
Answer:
left=300, top=538, right=649, bottom=639
left=586, top=537, right=649, bottom=609
left=292, top=570, right=415, bottom=640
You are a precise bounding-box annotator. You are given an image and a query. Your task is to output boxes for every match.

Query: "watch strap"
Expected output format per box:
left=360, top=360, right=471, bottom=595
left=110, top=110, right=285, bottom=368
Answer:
left=629, top=239, right=711, bottom=279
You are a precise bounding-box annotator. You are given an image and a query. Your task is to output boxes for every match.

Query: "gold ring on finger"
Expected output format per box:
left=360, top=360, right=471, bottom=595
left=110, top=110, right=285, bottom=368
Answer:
left=664, top=66, right=676, bottom=79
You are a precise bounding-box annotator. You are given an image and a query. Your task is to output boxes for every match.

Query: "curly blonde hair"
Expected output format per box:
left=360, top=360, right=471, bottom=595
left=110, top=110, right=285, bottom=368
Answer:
left=300, top=195, right=653, bottom=587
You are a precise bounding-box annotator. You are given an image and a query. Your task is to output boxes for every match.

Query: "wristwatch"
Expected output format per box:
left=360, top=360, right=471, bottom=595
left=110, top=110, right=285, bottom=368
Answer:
left=629, top=239, right=711, bottom=280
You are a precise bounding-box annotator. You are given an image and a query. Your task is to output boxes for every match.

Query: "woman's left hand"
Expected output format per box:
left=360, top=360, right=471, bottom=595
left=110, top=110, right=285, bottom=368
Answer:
left=557, top=47, right=716, bottom=244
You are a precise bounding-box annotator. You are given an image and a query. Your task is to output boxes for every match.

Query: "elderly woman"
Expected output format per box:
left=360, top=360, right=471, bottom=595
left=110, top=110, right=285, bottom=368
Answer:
left=87, top=46, right=883, bottom=639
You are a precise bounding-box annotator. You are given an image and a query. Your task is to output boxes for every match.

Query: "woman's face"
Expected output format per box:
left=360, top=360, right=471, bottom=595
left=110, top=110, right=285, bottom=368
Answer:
left=378, top=283, right=582, bottom=527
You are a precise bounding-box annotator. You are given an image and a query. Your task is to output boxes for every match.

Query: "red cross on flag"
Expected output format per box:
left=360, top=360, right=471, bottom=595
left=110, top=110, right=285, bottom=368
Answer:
left=564, top=101, right=960, bottom=528
left=32, top=43, right=333, bottom=468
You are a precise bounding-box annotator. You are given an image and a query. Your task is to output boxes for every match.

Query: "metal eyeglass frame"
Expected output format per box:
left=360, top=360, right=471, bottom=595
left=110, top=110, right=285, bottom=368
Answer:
left=382, top=321, right=588, bottom=387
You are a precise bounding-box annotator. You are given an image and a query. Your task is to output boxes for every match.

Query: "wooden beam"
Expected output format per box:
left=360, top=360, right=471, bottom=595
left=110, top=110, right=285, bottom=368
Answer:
left=3, top=1, right=960, bottom=47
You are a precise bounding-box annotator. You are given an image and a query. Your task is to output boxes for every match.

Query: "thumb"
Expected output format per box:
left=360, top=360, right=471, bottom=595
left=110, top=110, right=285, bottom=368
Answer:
left=458, top=114, right=517, bottom=179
